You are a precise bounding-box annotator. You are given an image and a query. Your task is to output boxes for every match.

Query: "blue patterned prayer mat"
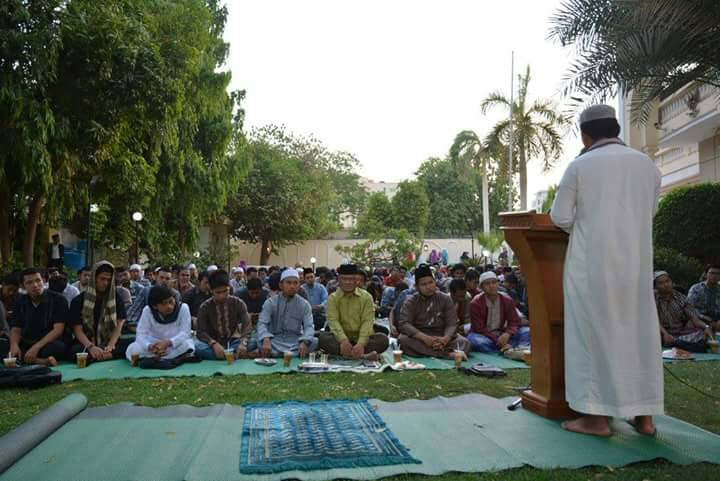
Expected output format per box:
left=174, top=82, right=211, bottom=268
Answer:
left=239, top=399, right=421, bottom=473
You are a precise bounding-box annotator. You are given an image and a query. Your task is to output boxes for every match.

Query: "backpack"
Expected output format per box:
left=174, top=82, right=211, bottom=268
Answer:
left=461, top=363, right=507, bottom=378
left=0, top=365, right=62, bottom=389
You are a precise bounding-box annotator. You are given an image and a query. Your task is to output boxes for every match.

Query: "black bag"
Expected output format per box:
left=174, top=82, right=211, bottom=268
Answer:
left=0, top=365, right=62, bottom=389
left=461, top=363, right=507, bottom=378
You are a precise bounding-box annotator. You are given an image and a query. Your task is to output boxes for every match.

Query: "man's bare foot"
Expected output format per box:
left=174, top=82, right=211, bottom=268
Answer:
left=627, top=416, right=656, bottom=436
left=36, top=356, right=58, bottom=367
left=363, top=351, right=379, bottom=362
left=561, top=416, right=612, bottom=437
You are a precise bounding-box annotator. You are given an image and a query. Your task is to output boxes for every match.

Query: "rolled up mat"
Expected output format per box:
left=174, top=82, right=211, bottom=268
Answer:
left=0, top=392, right=88, bottom=474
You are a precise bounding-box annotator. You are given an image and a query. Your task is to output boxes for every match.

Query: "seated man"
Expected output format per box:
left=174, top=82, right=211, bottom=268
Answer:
left=256, top=269, right=318, bottom=358
left=113, top=266, right=133, bottom=309
left=397, top=264, right=470, bottom=358
left=300, top=267, right=328, bottom=330
left=468, top=272, right=530, bottom=352
left=654, top=271, right=713, bottom=352
left=1, top=272, right=20, bottom=316
left=8, top=268, right=68, bottom=365
left=182, top=270, right=212, bottom=329
left=125, top=285, right=196, bottom=369
left=229, top=267, right=246, bottom=292
left=176, top=265, right=195, bottom=296
left=465, top=269, right=481, bottom=297
left=68, top=261, right=130, bottom=363
left=47, top=272, right=79, bottom=307
left=235, top=277, right=269, bottom=328
left=126, top=266, right=182, bottom=330
left=441, top=263, right=467, bottom=293
left=687, top=265, right=719, bottom=333
left=449, top=278, right=472, bottom=336
left=71, top=266, right=91, bottom=293
left=319, top=264, right=389, bottom=359
left=195, top=269, right=252, bottom=360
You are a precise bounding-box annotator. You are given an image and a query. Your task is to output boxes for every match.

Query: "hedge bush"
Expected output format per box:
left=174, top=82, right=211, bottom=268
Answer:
left=654, top=182, right=719, bottom=265
left=653, top=246, right=705, bottom=292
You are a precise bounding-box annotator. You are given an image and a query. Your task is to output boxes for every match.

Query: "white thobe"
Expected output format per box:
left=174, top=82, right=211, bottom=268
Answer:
left=125, top=304, right=195, bottom=361
left=550, top=141, right=663, bottom=417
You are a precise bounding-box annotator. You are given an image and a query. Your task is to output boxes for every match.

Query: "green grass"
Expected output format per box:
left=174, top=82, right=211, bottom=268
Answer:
left=0, top=362, right=718, bottom=480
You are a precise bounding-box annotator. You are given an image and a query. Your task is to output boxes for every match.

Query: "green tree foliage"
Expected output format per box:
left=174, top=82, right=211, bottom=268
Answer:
left=335, top=229, right=421, bottom=270
left=415, top=156, right=516, bottom=236
left=1, top=0, right=246, bottom=268
left=653, top=183, right=719, bottom=265
left=226, top=138, right=336, bottom=265
left=391, top=180, right=430, bottom=236
left=248, top=125, right=367, bottom=229
left=654, top=247, right=705, bottom=292
left=541, top=184, right=558, bottom=213
left=481, top=66, right=569, bottom=210
left=548, top=0, right=719, bottom=124
left=355, top=192, right=394, bottom=237
left=416, top=157, right=479, bottom=237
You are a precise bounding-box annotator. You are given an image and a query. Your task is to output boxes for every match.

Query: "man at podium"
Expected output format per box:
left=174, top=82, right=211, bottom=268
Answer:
left=550, top=105, right=663, bottom=437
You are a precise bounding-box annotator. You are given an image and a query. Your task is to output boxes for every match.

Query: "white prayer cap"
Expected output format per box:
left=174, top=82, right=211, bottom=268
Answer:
left=480, top=271, right=498, bottom=285
left=207, top=264, right=218, bottom=272
left=579, top=104, right=616, bottom=125
left=281, top=269, right=299, bottom=282
left=129, top=264, right=142, bottom=272
left=187, top=263, right=197, bottom=270
left=231, top=267, right=243, bottom=274
left=654, top=271, right=670, bottom=281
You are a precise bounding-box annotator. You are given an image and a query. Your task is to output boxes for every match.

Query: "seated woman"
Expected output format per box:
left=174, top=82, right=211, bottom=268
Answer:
left=125, top=285, right=198, bottom=369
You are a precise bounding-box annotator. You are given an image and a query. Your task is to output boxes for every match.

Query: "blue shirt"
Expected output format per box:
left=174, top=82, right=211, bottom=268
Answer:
left=300, top=282, right=328, bottom=307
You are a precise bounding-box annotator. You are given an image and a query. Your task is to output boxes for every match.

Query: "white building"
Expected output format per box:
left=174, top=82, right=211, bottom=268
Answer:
left=623, top=83, right=719, bottom=195
left=530, top=189, right=549, bottom=212
left=340, top=177, right=400, bottom=229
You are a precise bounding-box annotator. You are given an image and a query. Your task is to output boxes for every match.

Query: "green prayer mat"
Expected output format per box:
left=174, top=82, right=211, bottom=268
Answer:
left=0, top=393, right=717, bottom=481
left=52, top=351, right=529, bottom=382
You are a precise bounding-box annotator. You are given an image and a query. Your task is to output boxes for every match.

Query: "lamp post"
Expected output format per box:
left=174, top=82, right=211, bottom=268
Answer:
left=87, top=203, right=100, bottom=266
left=132, top=212, right=143, bottom=264
left=310, top=256, right=317, bottom=272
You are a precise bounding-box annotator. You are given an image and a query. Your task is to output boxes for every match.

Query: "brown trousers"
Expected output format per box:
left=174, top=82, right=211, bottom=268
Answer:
left=318, top=332, right=389, bottom=355
left=398, top=334, right=471, bottom=358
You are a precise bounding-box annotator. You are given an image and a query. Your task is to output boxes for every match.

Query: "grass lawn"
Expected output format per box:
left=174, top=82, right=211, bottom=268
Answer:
left=0, top=362, right=718, bottom=480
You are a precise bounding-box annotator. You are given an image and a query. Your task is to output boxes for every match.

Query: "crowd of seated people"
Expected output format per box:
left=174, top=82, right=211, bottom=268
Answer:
left=1, top=257, right=717, bottom=368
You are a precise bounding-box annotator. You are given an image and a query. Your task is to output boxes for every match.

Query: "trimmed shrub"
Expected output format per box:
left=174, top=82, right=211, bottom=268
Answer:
left=653, top=246, right=704, bottom=292
left=654, top=182, right=719, bottom=265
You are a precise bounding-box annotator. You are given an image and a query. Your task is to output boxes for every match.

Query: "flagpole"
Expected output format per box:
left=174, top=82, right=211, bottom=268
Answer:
left=507, top=51, right=514, bottom=211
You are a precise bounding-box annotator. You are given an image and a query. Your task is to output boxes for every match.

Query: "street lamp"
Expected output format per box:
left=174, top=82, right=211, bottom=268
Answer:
left=132, top=211, right=143, bottom=264
left=310, top=256, right=317, bottom=271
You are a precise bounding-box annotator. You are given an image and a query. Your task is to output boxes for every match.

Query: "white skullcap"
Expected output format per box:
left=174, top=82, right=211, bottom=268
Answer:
left=207, top=265, right=218, bottom=272
left=281, top=269, right=299, bottom=282
left=579, top=104, right=616, bottom=125
left=129, top=264, right=141, bottom=271
left=480, top=271, right=498, bottom=285
left=187, top=263, right=196, bottom=270
left=654, top=271, right=669, bottom=281
left=231, top=267, right=242, bottom=274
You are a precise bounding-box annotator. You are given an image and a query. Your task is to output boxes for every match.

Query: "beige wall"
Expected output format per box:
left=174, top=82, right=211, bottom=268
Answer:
left=228, top=237, right=484, bottom=268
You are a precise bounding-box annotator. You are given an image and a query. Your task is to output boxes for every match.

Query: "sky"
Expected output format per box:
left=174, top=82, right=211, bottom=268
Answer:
left=224, top=0, right=588, bottom=202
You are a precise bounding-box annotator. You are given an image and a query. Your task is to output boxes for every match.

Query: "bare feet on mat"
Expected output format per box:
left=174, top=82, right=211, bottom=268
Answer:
left=561, top=415, right=612, bottom=437
left=627, top=416, right=656, bottom=436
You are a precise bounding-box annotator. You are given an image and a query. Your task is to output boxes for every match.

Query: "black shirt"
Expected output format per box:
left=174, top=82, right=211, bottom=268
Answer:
left=9, top=290, right=68, bottom=343
left=182, top=286, right=212, bottom=317
left=234, top=287, right=269, bottom=314
left=68, top=292, right=127, bottom=341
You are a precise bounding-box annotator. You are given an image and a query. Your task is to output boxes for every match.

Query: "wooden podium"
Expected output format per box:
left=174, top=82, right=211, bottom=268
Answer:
left=499, top=211, right=577, bottom=420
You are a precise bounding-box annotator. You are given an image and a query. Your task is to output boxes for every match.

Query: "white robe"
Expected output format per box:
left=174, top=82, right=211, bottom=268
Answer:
left=550, top=142, right=663, bottom=417
left=125, top=303, right=195, bottom=361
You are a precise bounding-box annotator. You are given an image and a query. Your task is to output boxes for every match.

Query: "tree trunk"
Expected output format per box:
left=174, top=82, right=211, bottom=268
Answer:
left=0, top=186, right=11, bottom=264
left=23, top=194, right=46, bottom=267
left=259, top=237, right=270, bottom=265
left=481, top=160, right=490, bottom=234
left=519, top=149, right=527, bottom=210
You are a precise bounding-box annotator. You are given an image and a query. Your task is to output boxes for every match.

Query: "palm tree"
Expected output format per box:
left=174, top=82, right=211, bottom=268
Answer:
left=548, top=0, right=719, bottom=124
left=481, top=65, right=568, bottom=210
left=449, top=130, right=492, bottom=233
